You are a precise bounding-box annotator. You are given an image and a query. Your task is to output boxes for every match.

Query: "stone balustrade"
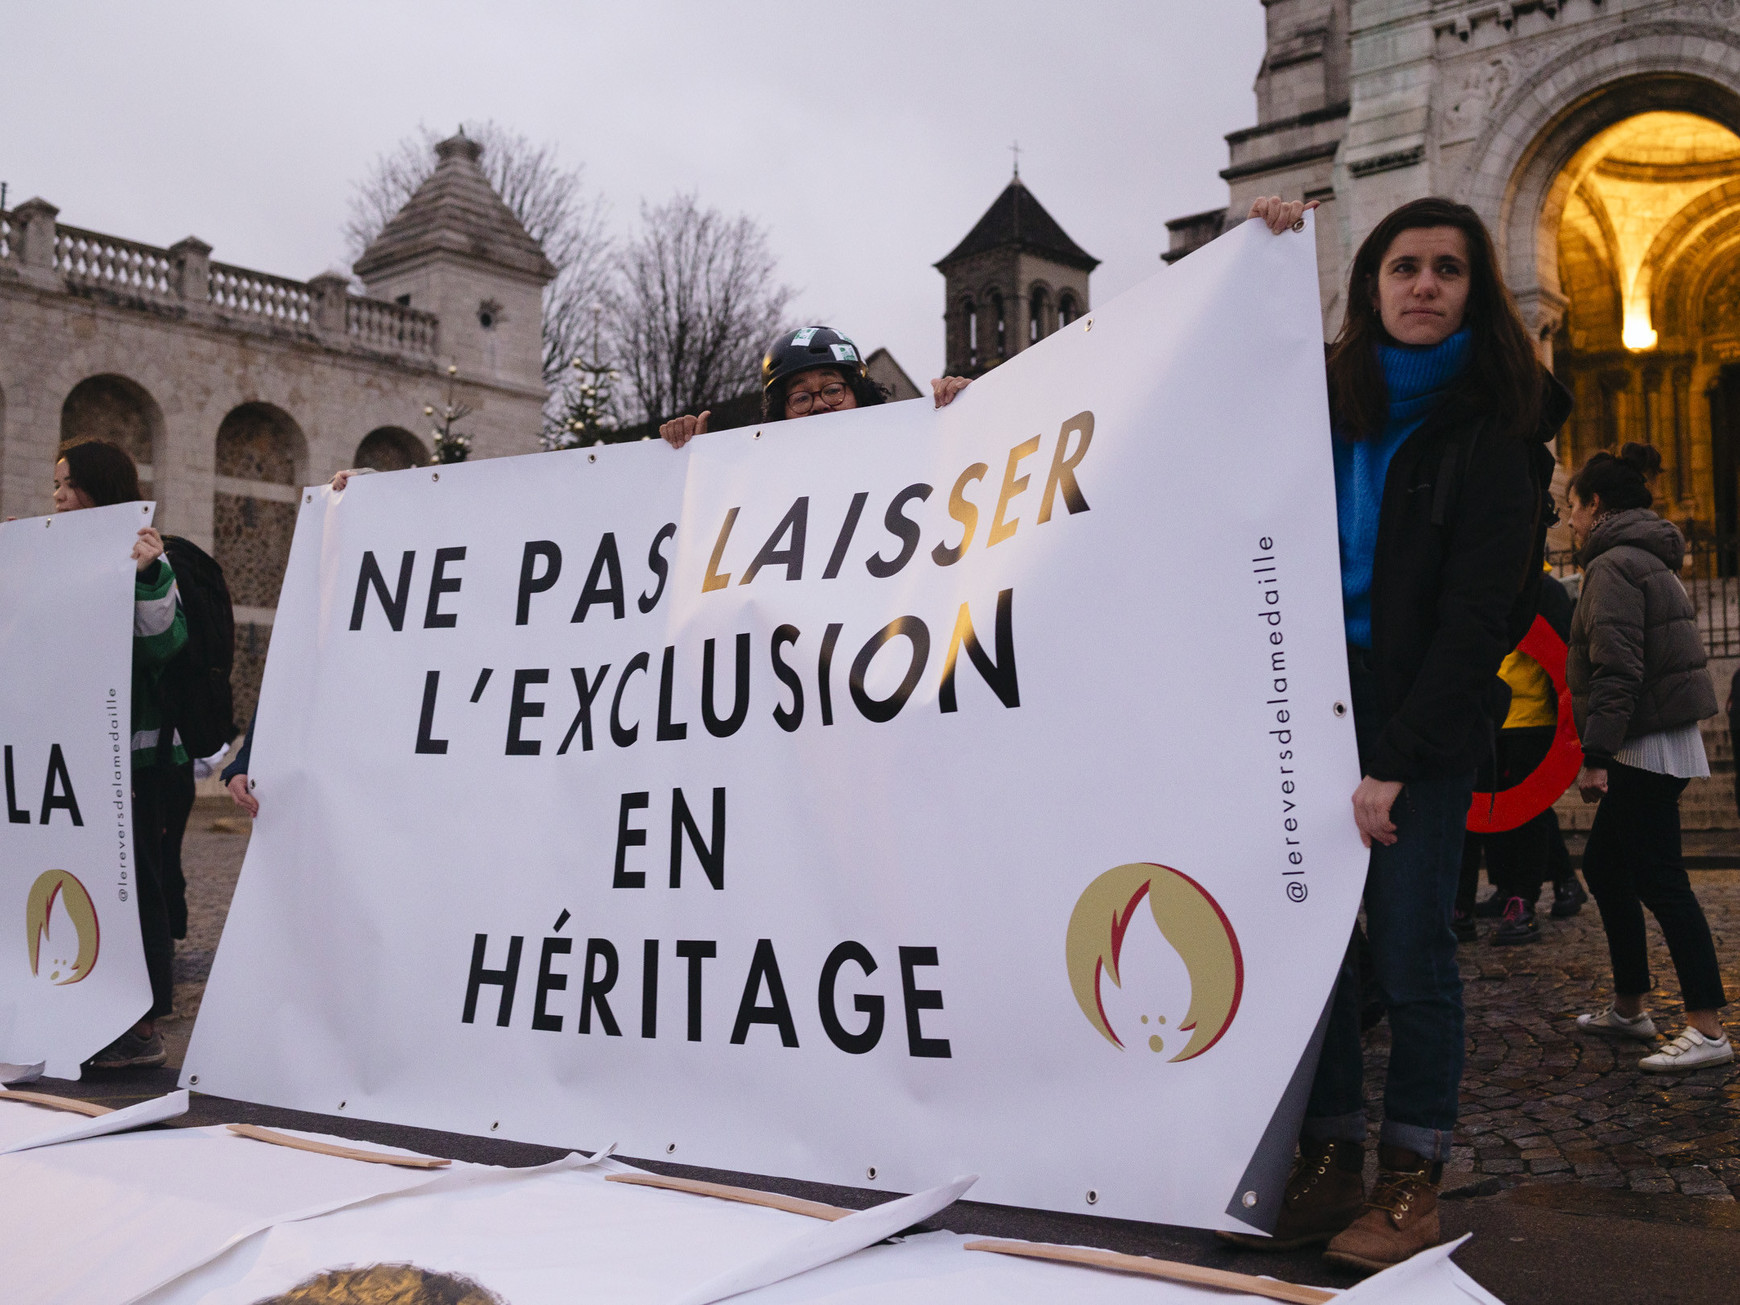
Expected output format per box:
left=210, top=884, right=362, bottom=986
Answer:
left=209, top=261, right=313, bottom=327
left=0, top=205, right=438, bottom=364
left=54, top=224, right=179, bottom=304
left=346, top=293, right=440, bottom=356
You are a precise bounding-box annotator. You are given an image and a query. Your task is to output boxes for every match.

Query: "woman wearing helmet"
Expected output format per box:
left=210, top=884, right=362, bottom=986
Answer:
left=660, top=326, right=971, bottom=448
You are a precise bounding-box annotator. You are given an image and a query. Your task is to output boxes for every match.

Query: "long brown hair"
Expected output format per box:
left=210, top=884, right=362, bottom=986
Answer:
left=1327, top=197, right=1540, bottom=442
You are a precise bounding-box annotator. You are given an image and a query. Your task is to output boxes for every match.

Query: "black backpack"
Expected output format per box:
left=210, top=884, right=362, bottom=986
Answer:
left=158, top=536, right=238, bottom=759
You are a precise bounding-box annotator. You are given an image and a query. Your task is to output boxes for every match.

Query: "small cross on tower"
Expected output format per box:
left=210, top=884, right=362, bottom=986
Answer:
left=1009, top=140, right=1022, bottom=180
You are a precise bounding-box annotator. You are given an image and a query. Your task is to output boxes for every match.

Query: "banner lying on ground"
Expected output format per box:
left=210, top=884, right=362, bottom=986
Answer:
left=0, top=502, right=155, bottom=1078
left=185, top=215, right=1366, bottom=1231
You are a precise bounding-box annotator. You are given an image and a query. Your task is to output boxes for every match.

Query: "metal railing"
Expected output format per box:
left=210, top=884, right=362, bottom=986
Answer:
left=1551, top=535, right=1740, bottom=658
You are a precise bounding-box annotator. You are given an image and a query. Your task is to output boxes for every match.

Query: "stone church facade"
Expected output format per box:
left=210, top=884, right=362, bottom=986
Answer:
left=0, top=133, right=551, bottom=725
left=1171, top=0, right=1740, bottom=538
left=1170, top=0, right=1740, bottom=829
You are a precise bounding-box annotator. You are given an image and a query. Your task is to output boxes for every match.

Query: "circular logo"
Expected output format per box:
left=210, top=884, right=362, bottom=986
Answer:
left=1064, top=863, right=1243, bottom=1061
left=1467, top=614, right=1584, bottom=833
left=26, top=868, right=101, bottom=985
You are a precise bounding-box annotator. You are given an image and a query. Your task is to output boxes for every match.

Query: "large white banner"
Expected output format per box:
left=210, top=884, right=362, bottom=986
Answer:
left=0, top=502, right=155, bottom=1078
left=186, top=217, right=1365, bottom=1231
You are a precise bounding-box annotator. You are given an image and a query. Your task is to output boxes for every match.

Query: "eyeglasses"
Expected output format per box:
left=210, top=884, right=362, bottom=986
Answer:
left=786, top=382, right=850, bottom=415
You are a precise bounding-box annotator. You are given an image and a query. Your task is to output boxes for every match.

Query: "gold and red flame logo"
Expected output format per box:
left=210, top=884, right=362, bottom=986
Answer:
left=26, top=869, right=101, bottom=985
left=1065, top=862, right=1243, bottom=1061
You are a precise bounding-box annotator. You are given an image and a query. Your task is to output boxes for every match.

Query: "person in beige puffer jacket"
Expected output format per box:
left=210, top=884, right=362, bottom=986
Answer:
left=1565, top=443, right=1729, bottom=1073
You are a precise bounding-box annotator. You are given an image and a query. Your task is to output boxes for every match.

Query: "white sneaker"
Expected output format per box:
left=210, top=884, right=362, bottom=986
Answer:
left=1576, top=1007, right=1658, bottom=1041
left=1639, top=1029, right=1734, bottom=1074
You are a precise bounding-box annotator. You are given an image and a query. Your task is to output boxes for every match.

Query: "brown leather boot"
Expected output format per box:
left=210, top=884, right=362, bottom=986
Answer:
left=1322, top=1143, right=1441, bottom=1274
left=1216, top=1137, right=1364, bottom=1251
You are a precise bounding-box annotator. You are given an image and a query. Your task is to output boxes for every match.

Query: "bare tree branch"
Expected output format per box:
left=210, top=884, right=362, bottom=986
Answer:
left=605, top=193, right=794, bottom=427
left=345, top=121, right=611, bottom=437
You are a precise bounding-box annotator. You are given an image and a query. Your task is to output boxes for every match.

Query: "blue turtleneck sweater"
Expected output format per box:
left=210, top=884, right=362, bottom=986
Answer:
left=1334, top=328, right=1472, bottom=648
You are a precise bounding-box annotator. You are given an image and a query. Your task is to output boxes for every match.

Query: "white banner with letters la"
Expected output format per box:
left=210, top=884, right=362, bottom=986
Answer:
left=1, top=502, right=155, bottom=1078
left=186, top=217, right=1365, bottom=1231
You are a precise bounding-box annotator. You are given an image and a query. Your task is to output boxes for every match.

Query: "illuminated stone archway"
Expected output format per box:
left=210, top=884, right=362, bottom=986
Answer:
left=1550, top=110, right=1740, bottom=547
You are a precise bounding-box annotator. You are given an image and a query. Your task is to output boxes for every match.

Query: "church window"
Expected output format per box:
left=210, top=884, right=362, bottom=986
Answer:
left=964, top=298, right=978, bottom=368
left=1030, top=287, right=1049, bottom=342
left=1059, top=292, right=1078, bottom=327
left=993, top=291, right=1006, bottom=357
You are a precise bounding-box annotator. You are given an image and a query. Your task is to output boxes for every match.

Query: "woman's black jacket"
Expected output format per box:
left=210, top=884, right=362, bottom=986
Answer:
left=1362, top=373, right=1572, bottom=782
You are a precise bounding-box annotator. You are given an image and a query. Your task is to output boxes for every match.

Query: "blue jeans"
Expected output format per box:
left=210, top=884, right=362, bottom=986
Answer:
left=1301, top=663, right=1473, bottom=1163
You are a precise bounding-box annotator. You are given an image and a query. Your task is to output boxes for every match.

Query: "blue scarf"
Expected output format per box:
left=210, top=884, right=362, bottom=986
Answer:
left=1334, top=328, right=1472, bottom=648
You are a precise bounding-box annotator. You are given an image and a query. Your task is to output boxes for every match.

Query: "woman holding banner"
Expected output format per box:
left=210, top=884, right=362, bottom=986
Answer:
left=659, top=326, right=970, bottom=447
left=52, top=440, right=188, bottom=1070
left=1226, top=196, right=1569, bottom=1273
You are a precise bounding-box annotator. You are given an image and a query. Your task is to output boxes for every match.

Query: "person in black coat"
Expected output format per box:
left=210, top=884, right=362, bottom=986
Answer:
left=1225, top=196, right=1566, bottom=1273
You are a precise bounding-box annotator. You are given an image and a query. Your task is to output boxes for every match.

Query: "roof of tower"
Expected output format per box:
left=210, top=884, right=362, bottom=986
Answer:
left=935, top=177, right=1099, bottom=273
left=353, top=133, right=556, bottom=284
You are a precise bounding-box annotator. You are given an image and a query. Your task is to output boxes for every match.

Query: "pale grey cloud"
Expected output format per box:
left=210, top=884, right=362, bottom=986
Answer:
left=2, top=0, right=1262, bottom=382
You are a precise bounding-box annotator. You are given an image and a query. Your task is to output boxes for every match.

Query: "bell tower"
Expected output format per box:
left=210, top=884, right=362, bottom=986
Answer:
left=936, top=169, right=1098, bottom=377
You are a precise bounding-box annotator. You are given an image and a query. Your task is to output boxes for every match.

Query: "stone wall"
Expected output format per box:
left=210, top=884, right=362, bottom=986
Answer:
left=0, top=208, right=547, bottom=737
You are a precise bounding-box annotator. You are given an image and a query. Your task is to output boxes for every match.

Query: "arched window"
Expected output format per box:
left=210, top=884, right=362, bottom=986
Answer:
left=1029, top=286, right=1050, bottom=343
left=963, top=298, right=978, bottom=370
left=213, top=401, right=307, bottom=727
left=993, top=291, right=1007, bottom=358
left=60, top=374, right=164, bottom=498
left=355, top=427, right=429, bottom=472
left=1058, top=292, right=1079, bottom=327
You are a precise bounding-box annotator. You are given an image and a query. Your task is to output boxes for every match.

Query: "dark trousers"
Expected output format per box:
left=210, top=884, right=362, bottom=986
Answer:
left=161, top=760, right=194, bottom=941
left=1457, top=722, right=1574, bottom=914
left=1303, top=663, right=1472, bottom=1163
left=131, top=765, right=176, bottom=1020
left=1582, top=761, right=1727, bottom=1012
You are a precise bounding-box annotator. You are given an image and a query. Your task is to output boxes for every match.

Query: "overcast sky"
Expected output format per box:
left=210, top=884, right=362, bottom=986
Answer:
left=3, top=1, right=1265, bottom=385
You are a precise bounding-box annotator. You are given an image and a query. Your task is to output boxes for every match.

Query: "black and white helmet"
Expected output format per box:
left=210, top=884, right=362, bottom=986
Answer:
left=761, top=326, right=868, bottom=391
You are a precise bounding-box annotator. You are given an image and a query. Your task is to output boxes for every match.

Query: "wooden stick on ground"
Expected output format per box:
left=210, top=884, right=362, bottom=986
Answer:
left=226, top=1123, right=450, bottom=1169
left=0, top=1090, right=113, bottom=1117
left=964, top=1239, right=1336, bottom=1305
left=606, top=1171, right=851, bottom=1221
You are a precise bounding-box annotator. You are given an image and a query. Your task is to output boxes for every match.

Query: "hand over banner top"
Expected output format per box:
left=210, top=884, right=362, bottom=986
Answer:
left=1, top=503, right=156, bottom=1078
left=184, top=215, right=1364, bottom=1231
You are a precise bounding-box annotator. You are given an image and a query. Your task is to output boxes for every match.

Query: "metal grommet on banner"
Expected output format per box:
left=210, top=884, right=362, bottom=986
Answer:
left=754, top=430, right=761, bottom=439
left=490, top=1121, right=499, bottom=1132
left=189, top=1075, right=199, bottom=1086
left=1242, top=1190, right=1259, bottom=1208
left=338, top=1100, right=347, bottom=1110
left=305, top=494, right=312, bottom=503
left=1292, top=219, right=1306, bottom=232
left=142, top=505, right=150, bottom=513
left=1332, top=701, right=1348, bottom=718
left=1083, top=318, right=1093, bottom=332
left=866, top=1166, right=877, bottom=1181
left=1085, top=1189, right=1099, bottom=1205
left=432, top=472, right=440, bottom=482
left=666, top=1143, right=677, bottom=1154
left=588, top=452, right=597, bottom=463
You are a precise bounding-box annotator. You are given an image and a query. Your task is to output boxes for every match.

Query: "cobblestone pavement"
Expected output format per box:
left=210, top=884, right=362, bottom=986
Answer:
left=166, top=802, right=1740, bottom=1203
left=1401, top=871, right=1740, bottom=1201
